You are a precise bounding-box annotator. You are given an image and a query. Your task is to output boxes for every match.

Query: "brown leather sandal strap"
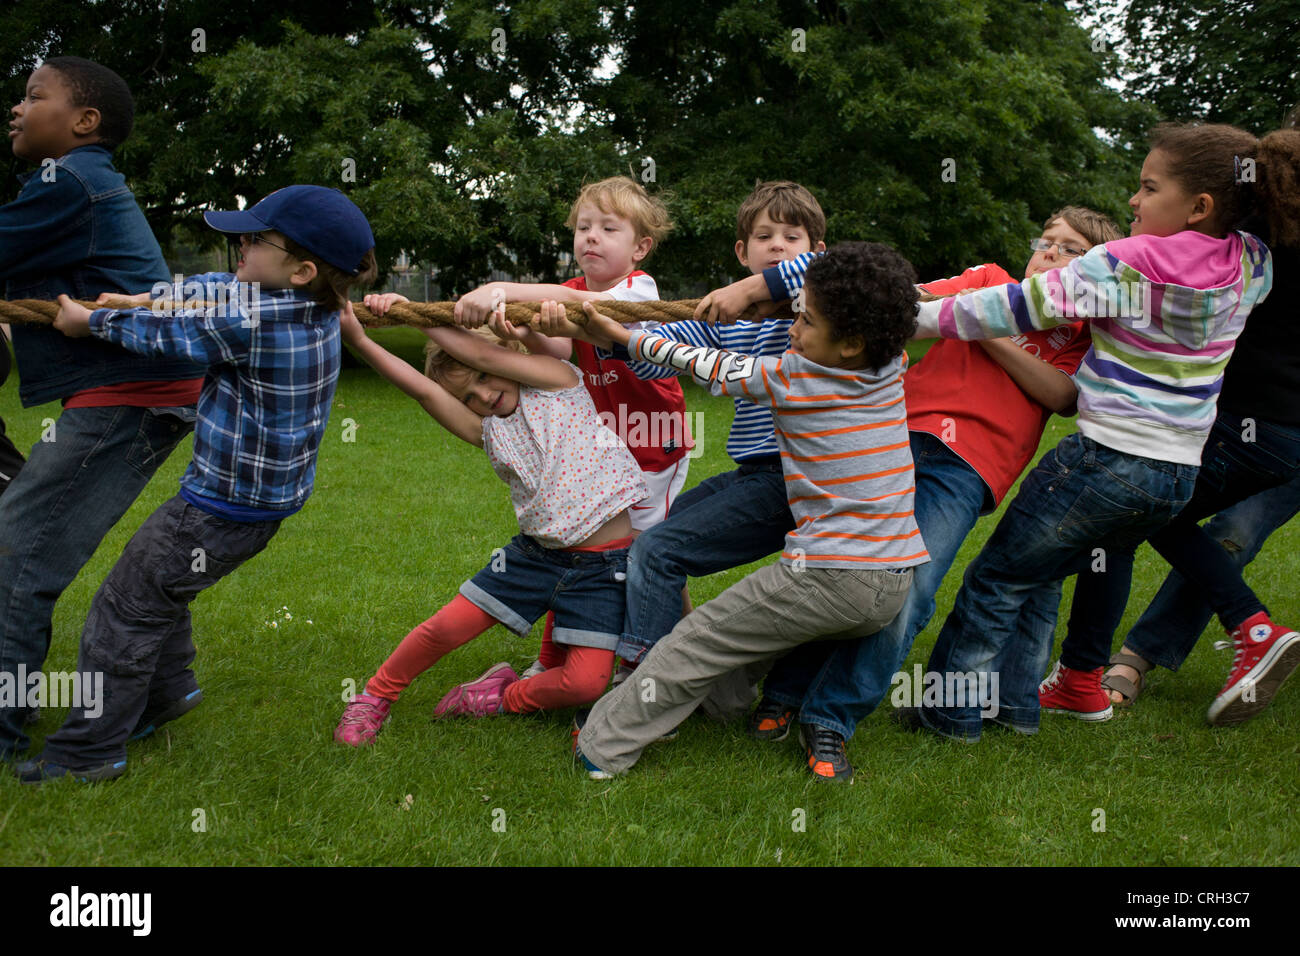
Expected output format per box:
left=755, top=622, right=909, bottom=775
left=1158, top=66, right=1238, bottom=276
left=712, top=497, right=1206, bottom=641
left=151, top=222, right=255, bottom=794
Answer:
left=1107, top=650, right=1154, bottom=675
left=1101, top=672, right=1140, bottom=704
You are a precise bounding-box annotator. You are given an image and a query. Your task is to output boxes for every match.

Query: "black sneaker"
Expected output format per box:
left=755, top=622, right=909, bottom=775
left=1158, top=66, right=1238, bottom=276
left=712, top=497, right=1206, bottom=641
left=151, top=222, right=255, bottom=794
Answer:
left=800, top=723, right=854, bottom=783
left=747, top=697, right=796, bottom=742
left=130, top=688, right=204, bottom=741
left=14, top=757, right=127, bottom=785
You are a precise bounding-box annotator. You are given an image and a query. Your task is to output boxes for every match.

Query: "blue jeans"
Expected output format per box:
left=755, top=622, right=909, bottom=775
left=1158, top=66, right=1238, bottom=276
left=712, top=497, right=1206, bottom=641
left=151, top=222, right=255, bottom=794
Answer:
left=917, top=433, right=1197, bottom=741
left=38, top=495, right=279, bottom=770
left=617, top=458, right=792, bottom=664
left=1060, top=411, right=1300, bottom=671
left=762, top=432, right=987, bottom=737
left=0, top=404, right=195, bottom=759
left=1126, top=465, right=1300, bottom=671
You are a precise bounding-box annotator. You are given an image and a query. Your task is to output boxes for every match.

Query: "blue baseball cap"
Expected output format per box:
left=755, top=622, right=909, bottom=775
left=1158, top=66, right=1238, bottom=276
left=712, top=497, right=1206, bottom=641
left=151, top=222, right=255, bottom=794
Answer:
left=203, top=185, right=375, bottom=275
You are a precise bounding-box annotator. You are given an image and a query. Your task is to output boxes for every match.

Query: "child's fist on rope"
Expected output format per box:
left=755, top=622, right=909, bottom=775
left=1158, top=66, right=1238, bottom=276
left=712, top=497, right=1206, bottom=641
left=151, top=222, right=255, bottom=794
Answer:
left=454, top=283, right=505, bottom=328
left=363, top=292, right=409, bottom=317
left=694, top=272, right=770, bottom=325
left=486, top=310, right=529, bottom=344
left=533, top=299, right=595, bottom=345
left=575, top=300, right=630, bottom=351
left=53, top=294, right=92, bottom=337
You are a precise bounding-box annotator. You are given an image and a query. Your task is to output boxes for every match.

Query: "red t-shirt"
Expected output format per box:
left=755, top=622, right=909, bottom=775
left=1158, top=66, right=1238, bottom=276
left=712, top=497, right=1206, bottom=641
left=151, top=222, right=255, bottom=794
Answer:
left=908, top=263, right=1091, bottom=510
left=64, top=378, right=204, bottom=409
left=563, top=273, right=691, bottom=473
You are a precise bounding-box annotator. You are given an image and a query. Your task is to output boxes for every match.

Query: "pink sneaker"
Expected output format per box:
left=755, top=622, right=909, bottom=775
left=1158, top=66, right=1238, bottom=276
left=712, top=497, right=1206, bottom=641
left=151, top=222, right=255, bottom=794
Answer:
left=1038, top=661, right=1113, bottom=721
left=434, top=662, right=519, bottom=717
left=1208, top=612, right=1300, bottom=726
left=334, top=693, right=391, bottom=746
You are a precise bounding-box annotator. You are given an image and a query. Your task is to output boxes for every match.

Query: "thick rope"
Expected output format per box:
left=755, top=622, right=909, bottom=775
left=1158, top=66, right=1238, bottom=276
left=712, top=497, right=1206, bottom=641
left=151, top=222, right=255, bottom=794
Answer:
left=0, top=297, right=792, bottom=328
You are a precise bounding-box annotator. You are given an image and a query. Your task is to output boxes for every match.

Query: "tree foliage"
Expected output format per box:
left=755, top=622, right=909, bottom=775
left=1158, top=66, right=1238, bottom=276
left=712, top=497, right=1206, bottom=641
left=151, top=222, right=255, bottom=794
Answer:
left=602, top=0, right=1148, bottom=284
left=1093, top=0, right=1300, bottom=135
left=1, top=1, right=1181, bottom=292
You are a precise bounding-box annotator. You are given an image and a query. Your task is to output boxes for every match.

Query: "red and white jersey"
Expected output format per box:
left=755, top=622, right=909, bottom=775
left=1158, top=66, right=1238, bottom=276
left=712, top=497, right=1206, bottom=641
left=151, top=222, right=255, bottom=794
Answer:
left=564, top=272, right=692, bottom=472
left=908, top=263, right=1090, bottom=510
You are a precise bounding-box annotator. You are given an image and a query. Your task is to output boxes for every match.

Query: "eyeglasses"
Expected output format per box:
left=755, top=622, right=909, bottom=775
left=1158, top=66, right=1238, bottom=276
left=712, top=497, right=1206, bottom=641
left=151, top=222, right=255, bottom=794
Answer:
left=240, top=233, right=292, bottom=254
left=1029, top=238, right=1088, bottom=259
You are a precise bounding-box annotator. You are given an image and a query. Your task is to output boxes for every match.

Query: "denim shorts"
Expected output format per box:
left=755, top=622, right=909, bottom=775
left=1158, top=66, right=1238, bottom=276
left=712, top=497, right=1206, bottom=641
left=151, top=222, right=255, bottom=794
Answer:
left=459, top=534, right=628, bottom=651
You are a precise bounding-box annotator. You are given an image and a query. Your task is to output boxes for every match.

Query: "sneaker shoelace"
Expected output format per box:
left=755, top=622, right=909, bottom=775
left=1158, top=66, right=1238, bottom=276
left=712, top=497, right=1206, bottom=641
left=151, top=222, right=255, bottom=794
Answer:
left=1213, top=639, right=1245, bottom=667
left=341, top=701, right=380, bottom=727
left=1212, top=639, right=1248, bottom=693
left=810, top=727, right=844, bottom=757
left=460, top=683, right=502, bottom=715
left=757, top=701, right=790, bottom=722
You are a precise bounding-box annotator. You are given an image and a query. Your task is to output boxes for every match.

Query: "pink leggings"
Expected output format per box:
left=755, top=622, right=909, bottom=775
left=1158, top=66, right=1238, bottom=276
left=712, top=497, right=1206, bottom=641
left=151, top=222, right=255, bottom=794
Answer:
left=365, top=594, right=612, bottom=714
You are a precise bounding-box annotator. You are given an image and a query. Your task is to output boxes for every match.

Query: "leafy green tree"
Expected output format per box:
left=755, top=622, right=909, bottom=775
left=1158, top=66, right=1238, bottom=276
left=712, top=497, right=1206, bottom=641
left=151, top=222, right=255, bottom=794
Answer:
left=1, top=2, right=378, bottom=216
left=1094, top=0, right=1300, bottom=134
left=3, top=1, right=1156, bottom=294
left=602, top=0, right=1150, bottom=287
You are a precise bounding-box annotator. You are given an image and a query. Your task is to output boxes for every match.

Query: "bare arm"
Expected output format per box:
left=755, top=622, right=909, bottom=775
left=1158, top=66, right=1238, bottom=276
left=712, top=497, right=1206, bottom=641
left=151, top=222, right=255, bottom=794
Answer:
left=343, top=302, right=485, bottom=446
left=424, top=322, right=578, bottom=391
left=977, top=338, right=1078, bottom=414
left=483, top=311, right=573, bottom=360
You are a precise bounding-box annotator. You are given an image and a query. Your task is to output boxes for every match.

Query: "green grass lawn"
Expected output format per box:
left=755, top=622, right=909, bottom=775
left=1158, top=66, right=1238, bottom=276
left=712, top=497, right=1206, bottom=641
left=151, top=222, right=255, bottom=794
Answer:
left=1, top=329, right=1297, bottom=866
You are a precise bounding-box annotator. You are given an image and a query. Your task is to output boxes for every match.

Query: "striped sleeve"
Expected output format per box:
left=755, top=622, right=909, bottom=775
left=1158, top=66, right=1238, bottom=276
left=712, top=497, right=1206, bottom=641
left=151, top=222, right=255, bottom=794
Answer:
left=914, top=248, right=1111, bottom=341
left=618, top=319, right=723, bottom=381
left=762, top=252, right=821, bottom=302
left=626, top=329, right=780, bottom=402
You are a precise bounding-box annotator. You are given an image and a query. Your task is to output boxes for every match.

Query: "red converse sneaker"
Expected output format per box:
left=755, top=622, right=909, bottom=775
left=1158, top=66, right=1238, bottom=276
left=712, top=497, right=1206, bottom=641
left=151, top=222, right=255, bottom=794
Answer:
left=1038, top=661, right=1113, bottom=721
left=1208, top=612, right=1300, bottom=726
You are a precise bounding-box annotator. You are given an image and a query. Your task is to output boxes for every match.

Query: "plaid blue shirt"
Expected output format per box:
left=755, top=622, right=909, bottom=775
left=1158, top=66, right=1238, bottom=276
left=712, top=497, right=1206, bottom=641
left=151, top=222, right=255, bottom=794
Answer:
left=89, top=272, right=341, bottom=515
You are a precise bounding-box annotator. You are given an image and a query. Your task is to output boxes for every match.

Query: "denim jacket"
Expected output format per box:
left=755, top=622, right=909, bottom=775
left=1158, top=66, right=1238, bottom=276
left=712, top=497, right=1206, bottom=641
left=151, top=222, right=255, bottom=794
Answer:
left=1, top=145, right=202, bottom=407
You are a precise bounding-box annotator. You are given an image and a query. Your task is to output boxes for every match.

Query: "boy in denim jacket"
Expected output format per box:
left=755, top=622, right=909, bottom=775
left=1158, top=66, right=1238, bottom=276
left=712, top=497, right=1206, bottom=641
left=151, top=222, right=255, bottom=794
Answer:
left=0, top=57, right=203, bottom=760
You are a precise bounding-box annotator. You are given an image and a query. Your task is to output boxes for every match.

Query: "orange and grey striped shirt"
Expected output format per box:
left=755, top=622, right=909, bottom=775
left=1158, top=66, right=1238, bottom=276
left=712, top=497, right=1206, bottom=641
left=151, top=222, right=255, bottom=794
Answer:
left=627, top=331, right=929, bottom=570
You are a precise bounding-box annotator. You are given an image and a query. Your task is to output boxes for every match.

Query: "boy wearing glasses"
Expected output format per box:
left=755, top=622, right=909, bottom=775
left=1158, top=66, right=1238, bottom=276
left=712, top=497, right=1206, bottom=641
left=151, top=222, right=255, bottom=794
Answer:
left=15, top=185, right=376, bottom=782
left=719, top=206, right=1122, bottom=780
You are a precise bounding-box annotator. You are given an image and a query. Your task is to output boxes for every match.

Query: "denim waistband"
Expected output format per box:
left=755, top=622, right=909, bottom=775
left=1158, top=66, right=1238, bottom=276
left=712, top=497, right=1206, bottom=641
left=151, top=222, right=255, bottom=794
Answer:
left=1078, top=434, right=1197, bottom=477
left=736, top=455, right=783, bottom=474
left=515, top=533, right=628, bottom=567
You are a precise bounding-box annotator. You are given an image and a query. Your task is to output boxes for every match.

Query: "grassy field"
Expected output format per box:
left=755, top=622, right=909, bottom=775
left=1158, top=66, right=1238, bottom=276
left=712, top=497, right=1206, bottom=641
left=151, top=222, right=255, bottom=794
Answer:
left=1, top=328, right=1297, bottom=866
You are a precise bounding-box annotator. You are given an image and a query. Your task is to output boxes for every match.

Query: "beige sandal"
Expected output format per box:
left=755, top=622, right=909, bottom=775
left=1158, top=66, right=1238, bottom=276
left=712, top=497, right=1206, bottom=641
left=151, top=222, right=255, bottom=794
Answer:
left=1102, top=651, right=1153, bottom=707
